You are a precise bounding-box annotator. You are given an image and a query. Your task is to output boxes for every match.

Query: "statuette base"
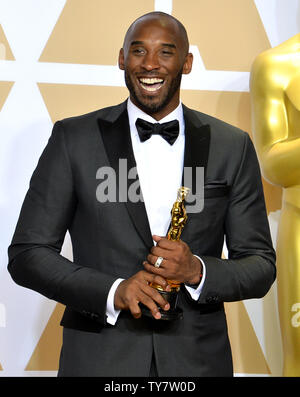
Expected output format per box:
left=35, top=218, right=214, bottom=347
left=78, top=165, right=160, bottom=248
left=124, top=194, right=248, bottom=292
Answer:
left=141, top=290, right=183, bottom=321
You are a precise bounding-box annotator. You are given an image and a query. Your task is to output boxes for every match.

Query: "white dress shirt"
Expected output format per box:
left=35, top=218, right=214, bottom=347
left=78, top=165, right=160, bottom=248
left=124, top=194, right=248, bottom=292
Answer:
left=106, top=98, right=206, bottom=325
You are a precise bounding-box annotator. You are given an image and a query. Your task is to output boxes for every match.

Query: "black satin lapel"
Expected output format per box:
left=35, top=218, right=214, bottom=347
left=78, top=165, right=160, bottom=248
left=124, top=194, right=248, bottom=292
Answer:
left=182, top=106, right=211, bottom=193
left=98, top=109, right=153, bottom=249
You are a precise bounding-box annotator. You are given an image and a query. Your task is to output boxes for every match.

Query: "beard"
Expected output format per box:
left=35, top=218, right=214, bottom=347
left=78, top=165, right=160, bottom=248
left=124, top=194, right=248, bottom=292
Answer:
left=124, top=69, right=183, bottom=116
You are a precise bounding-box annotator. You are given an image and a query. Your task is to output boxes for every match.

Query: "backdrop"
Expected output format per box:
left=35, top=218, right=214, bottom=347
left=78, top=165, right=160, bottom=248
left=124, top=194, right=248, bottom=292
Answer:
left=0, top=0, right=299, bottom=377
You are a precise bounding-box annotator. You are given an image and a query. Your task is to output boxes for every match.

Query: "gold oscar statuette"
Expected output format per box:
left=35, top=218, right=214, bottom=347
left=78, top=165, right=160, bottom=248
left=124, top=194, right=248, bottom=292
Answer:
left=250, top=33, right=300, bottom=376
left=142, top=187, right=190, bottom=320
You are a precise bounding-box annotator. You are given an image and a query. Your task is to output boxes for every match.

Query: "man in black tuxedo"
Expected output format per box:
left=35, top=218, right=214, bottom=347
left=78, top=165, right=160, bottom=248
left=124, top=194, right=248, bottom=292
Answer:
left=8, top=12, right=276, bottom=376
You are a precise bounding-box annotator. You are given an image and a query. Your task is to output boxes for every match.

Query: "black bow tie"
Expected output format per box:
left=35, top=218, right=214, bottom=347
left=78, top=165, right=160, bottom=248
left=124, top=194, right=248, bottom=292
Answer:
left=135, top=118, right=179, bottom=145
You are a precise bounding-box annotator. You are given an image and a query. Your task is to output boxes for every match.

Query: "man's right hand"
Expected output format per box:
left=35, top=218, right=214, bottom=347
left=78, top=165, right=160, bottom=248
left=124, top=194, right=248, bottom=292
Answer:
left=114, top=270, right=170, bottom=320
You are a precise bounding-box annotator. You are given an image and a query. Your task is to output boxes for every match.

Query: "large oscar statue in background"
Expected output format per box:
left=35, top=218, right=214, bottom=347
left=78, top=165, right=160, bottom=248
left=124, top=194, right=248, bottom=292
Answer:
left=250, top=33, right=300, bottom=376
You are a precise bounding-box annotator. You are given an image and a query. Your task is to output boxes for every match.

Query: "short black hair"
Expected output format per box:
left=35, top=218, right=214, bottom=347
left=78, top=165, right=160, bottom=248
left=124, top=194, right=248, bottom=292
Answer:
left=123, top=11, right=189, bottom=54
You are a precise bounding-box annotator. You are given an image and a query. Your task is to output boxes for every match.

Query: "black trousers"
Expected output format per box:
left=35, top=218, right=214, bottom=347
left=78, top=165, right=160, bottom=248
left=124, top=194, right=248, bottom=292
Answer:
left=149, top=353, right=158, bottom=377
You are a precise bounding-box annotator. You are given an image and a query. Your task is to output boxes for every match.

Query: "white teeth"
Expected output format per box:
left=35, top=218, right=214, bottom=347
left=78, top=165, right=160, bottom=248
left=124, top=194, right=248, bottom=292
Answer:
left=139, top=77, right=164, bottom=92
left=139, top=78, right=163, bottom=84
left=141, top=84, right=161, bottom=92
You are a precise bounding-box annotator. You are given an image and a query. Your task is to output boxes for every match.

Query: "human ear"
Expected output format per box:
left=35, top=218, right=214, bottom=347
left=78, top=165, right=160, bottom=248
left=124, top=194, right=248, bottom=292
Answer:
left=182, top=52, right=193, bottom=75
left=118, top=48, right=125, bottom=70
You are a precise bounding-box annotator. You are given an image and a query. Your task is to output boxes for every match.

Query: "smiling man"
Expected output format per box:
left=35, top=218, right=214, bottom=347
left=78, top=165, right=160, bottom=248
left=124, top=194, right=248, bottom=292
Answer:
left=8, top=12, right=276, bottom=377
left=119, top=13, right=192, bottom=119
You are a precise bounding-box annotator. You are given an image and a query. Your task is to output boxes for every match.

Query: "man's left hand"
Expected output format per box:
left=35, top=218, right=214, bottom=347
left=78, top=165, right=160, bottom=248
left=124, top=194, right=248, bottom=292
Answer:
left=143, top=235, right=202, bottom=285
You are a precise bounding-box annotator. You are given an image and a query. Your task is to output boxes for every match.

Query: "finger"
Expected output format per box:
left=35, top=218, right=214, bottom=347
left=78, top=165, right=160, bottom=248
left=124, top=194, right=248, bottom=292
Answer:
left=138, top=292, right=163, bottom=319
left=129, top=299, right=142, bottom=319
left=127, top=288, right=163, bottom=320
left=153, top=235, right=178, bottom=250
left=147, top=252, right=167, bottom=267
left=143, top=260, right=164, bottom=278
left=142, top=286, right=170, bottom=313
left=152, top=235, right=163, bottom=243
left=143, top=266, right=169, bottom=287
left=150, top=246, right=170, bottom=259
left=144, top=261, right=179, bottom=285
left=143, top=267, right=172, bottom=292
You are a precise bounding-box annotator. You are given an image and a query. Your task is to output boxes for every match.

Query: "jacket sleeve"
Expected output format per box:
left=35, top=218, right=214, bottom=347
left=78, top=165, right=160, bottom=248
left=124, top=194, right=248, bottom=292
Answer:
left=7, top=121, right=116, bottom=325
left=198, top=133, right=276, bottom=304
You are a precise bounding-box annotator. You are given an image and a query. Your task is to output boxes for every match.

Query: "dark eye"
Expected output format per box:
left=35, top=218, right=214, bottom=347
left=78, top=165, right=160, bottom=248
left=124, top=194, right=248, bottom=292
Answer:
left=132, top=48, right=145, bottom=55
left=161, top=50, right=174, bottom=56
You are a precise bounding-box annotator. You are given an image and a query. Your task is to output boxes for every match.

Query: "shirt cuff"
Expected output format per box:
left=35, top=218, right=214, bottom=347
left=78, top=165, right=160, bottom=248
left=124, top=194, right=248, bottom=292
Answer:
left=106, top=278, right=124, bottom=325
left=184, top=255, right=206, bottom=301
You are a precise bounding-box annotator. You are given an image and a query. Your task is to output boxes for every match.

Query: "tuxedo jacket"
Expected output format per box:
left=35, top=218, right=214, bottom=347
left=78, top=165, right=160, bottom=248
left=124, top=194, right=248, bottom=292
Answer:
left=8, top=100, right=276, bottom=377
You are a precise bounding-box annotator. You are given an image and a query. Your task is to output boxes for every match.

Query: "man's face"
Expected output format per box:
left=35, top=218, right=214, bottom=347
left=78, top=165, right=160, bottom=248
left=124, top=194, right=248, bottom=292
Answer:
left=119, top=17, right=193, bottom=120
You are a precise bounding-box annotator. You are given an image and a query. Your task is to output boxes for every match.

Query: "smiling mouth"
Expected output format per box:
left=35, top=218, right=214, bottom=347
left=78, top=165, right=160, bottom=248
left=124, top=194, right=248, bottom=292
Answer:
left=138, top=77, right=164, bottom=92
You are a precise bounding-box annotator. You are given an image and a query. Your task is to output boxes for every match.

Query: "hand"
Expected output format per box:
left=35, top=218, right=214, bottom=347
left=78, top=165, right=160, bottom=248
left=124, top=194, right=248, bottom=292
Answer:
left=143, top=235, right=202, bottom=285
left=114, top=270, right=171, bottom=320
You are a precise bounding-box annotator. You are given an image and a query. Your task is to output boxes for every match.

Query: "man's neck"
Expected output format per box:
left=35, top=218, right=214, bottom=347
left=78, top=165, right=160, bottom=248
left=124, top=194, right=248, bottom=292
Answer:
left=127, top=98, right=183, bottom=125
left=129, top=97, right=180, bottom=121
